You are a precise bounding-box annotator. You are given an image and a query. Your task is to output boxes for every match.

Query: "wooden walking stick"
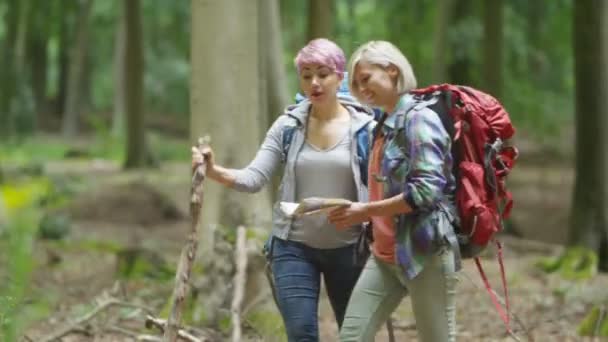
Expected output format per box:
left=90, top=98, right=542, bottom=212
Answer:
left=163, top=136, right=210, bottom=342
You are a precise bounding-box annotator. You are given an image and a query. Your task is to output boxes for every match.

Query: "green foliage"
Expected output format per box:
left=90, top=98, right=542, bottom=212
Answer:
left=578, top=305, right=608, bottom=337
left=537, top=247, right=598, bottom=280
left=0, top=210, right=38, bottom=341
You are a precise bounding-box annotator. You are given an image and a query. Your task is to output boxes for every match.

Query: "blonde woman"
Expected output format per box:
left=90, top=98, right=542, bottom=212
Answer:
left=329, top=41, right=460, bottom=342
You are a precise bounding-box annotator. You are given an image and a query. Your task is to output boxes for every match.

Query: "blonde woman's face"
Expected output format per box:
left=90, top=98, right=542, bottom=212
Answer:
left=299, top=64, right=341, bottom=105
left=353, top=61, right=398, bottom=107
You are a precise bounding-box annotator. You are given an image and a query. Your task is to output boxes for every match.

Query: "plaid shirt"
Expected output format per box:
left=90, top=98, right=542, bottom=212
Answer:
left=372, top=94, right=459, bottom=279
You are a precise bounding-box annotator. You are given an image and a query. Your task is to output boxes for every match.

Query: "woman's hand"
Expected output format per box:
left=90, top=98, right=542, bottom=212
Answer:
left=191, top=144, right=215, bottom=174
left=328, top=202, right=371, bottom=230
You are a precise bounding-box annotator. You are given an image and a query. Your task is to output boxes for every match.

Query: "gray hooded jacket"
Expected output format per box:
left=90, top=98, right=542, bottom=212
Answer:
left=228, top=97, right=376, bottom=241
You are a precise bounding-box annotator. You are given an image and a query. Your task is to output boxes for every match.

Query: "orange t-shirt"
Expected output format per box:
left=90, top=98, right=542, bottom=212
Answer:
left=369, top=133, right=396, bottom=264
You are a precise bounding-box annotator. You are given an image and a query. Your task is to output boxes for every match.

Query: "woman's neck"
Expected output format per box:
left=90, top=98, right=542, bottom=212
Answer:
left=383, top=95, right=401, bottom=115
left=310, top=99, right=345, bottom=121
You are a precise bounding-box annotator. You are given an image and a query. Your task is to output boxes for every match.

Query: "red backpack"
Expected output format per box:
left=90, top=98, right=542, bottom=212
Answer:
left=411, top=84, right=518, bottom=333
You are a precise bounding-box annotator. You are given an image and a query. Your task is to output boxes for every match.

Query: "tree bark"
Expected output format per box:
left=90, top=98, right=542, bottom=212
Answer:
left=61, top=0, right=93, bottom=137
left=482, top=0, right=504, bottom=99
left=123, top=0, right=148, bottom=169
left=307, top=0, right=333, bottom=41
left=569, top=0, right=608, bottom=271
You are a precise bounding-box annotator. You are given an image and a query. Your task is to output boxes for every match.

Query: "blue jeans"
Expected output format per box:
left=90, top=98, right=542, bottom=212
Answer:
left=269, top=238, right=363, bottom=342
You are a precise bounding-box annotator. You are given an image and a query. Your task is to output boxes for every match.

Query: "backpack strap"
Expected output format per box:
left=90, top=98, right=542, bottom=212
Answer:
left=281, top=124, right=298, bottom=163
left=474, top=241, right=512, bottom=334
left=355, top=125, right=372, bottom=187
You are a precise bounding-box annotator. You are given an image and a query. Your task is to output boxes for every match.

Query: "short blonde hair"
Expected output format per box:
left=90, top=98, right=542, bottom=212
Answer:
left=347, top=41, right=417, bottom=100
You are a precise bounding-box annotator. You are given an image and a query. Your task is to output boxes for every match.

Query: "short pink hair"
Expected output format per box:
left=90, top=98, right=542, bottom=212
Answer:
left=294, top=38, right=346, bottom=76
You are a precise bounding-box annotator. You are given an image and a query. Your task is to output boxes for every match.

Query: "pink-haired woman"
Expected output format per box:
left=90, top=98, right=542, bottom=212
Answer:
left=192, top=38, right=375, bottom=341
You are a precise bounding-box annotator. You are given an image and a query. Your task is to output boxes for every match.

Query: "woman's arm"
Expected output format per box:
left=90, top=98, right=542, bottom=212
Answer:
left=400, top=107, right=451, bottom=211
left=192, top=116, right=287, bottom=193
left=329, top=107, right=451, bottom=229
left=328, top=194, right=412, bottom=229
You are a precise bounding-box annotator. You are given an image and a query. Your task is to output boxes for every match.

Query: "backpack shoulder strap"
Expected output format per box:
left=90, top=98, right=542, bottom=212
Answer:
left=355, top=122, right=375, bottom=186
left=280, top=117, right=299, bottom=163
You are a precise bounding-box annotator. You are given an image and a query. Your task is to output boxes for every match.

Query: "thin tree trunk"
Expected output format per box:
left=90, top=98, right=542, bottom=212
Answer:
left=260, top=0, right=289, bottom=125
left=482, top=0, right=504, bottom=98
left=433, top=0, right=455, bottom=83
left=123, top=0, right=147, bottom=168
left=113, top=6, right=127, bottom=137
left=526, top=0, right=545, bottom=84
left=569, top=0, right=608, bottom=271
left=55, top=0, right=72, bottom=119
left=307, top=0, right=333, bottom=40
left=29, top=18, right=49, bottom=127
left=0, top=0, right=19, bottom=138
left=448, top=0, right=474, bottom=85
left=14, top=0, right=31, bottom=74
left=62, top=0, right=93, bottom=137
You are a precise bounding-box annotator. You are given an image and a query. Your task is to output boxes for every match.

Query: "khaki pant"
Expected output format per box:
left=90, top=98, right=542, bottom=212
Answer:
left=340, top=249, right=459, bottom=342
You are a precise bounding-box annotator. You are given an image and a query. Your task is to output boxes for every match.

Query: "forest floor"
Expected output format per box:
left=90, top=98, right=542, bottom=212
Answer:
left=15, top=149, right=608, bottom=341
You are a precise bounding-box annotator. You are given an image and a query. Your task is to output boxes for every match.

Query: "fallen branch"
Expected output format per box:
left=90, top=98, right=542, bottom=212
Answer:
left=164, top=137, right=209, bottom=341
left=40, top=297, right=119, bottom=342
left=145, top=315, right=205, bottom=342
left=39, top=292, right=156, bottom=342
left=231, top=226, right=248, bottom=342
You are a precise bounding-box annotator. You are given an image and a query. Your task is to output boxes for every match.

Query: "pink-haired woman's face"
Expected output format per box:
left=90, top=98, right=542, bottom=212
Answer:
left=299, top=64, right=342, bottom=105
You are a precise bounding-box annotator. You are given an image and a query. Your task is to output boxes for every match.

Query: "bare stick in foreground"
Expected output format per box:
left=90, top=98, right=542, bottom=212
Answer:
left=163, top=137, right=209, bottom=342
left=146, top=316, right=205, bottom=342
left=231, top=226, right=248, bottom=342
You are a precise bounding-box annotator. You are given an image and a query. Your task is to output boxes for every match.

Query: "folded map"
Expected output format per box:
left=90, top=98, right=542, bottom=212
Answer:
left=279, top=197, right=352, bottom=218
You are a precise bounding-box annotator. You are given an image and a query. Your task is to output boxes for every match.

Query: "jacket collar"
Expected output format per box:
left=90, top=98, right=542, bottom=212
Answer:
left=382, top=93, right=417, bottom=130
left=285, top=95, right=374, bottom=132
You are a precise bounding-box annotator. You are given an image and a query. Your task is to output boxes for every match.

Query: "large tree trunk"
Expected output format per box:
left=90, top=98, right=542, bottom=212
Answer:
left=432, top=0, right=455, bottom=83
left=61, top=0, right=93, bottom=137
left=191, top=0, right=272, bottom=234
left=307, top=0, right=333, bottom=40
left=569, top=0, right=608, bottom=271
left=113, top=6, right=127, bottom=137
left=191, top=0, right=274, bottom=325
left=482, top=0, right=504, bottom=99
left=123, top=0, right=148, bottom=169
